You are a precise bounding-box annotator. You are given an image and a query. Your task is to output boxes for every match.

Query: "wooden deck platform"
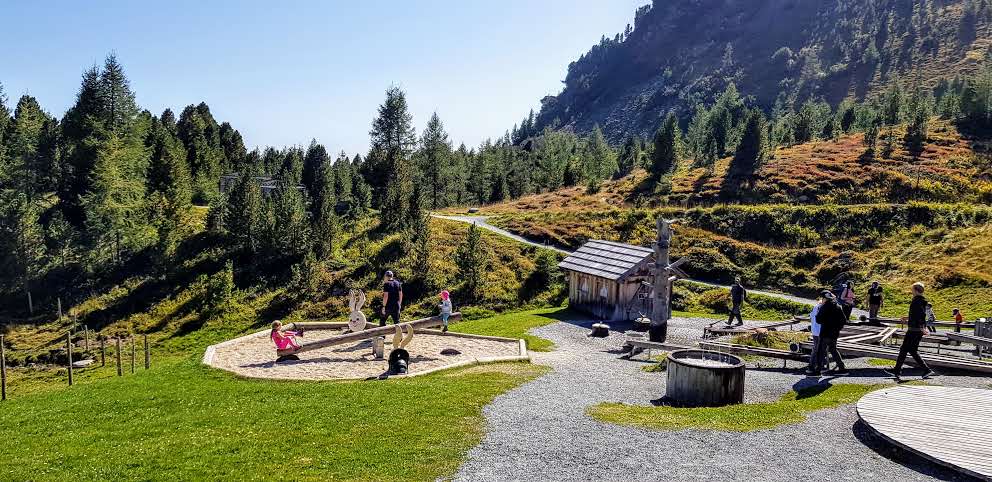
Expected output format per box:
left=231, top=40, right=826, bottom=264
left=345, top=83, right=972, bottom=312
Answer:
left=857, top=385, right=992, bottom=480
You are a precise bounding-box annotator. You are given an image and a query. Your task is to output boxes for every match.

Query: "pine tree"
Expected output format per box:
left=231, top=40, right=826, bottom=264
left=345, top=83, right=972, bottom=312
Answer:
left=147, top=114, right=193, bottom=261
left=651, top=112, right=680, bottom=179
left=218, top=122, right=246, bottom=170
left=177, top=102, right=224, bottom=202
left=333, top=151, right=353, bottom=201
left=409, top=185, right=432, bottom=290
left=418, top=112, right=452, bottom=209
left=369, top=87, right=417, bottom=230
left=456, top=222, right=488, bottom=301
left=905, top=84, right=933, bottom=153
left=729, top=110, right=768, bottom=181
left=0, top=191, right=45, bottom=308
left=266, top=180, right=312, bottom=262
left=618, top=135, right=643, bottom=175
left=59, top=66, right=105, bottom=224
left=225, top=167, right=264, bottom=253
left=312, top=159, right=338, bottom=259
left=583, top=124, right=617, bottom=182
left=3, top=95, right=50, bottom=198
left=302, top=140, right=330, bottom=202
left=100, top=54, right=139, bottom=136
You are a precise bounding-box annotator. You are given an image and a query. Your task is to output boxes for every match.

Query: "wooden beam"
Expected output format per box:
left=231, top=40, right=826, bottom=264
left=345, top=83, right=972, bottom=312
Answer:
left=276, top=313, right=462, bottom=357
left=698, top=341, right=808, bottom=361
left=946, top=332, right=992, bottom=348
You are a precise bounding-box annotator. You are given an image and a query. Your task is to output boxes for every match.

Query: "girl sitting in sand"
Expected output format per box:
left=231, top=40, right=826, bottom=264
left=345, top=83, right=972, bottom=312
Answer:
left=439, top=290, right=453, bottom=333
left=270, top=320, right=301, bottom=350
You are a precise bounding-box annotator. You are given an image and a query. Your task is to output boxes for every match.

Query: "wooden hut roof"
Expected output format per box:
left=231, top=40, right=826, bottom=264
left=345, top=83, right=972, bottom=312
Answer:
left=558, top=239, right=653, bottom=282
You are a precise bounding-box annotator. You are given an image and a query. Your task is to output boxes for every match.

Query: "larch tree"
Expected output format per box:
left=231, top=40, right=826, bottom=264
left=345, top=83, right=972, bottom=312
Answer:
left=583, top=124, right=617, bottom=182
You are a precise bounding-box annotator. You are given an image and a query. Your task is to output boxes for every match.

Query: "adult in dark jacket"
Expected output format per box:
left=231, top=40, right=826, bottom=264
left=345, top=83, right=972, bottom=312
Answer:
left=725, top=277, right=747, bottom=327
left=887, top=282, right=935, bottom=381
left=816, top=292, right=848, bottom=374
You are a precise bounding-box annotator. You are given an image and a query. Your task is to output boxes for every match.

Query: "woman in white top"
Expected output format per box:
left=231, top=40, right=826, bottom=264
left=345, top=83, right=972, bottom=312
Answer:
left=805, top=293, right=828, bottom=376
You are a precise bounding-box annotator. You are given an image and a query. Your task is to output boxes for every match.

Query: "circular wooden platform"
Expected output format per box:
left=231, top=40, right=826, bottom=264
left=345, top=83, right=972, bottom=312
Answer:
left=857, top=385, right=992, bottom=480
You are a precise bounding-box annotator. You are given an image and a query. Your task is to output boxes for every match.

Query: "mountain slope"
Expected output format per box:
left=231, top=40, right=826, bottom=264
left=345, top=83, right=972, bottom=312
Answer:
left=534, top=0, right=991, bottom=142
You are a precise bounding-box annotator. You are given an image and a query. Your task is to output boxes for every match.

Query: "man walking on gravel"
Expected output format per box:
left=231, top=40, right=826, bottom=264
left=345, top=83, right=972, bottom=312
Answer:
left=726, top=277, right=747, bottom=327
left=380, top=270, right=403, bottom=326
left=867, top=281, right=884, bottom=321
left=886, top=282, right=936, bottom=382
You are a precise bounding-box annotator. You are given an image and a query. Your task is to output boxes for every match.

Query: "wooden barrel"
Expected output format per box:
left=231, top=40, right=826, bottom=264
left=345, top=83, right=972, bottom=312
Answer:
left=666, top=349, right=745, bottom=407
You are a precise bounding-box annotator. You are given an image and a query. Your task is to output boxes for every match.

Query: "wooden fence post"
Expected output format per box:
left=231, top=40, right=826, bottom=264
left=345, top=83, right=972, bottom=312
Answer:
left=143, top=335, right=150, bottom=370
left=84, top=325, right=90, bottom=352
left=130, top=337, right=135, bottom=374
left=115, top=338, right=122, bottom=377
left=67, top=332, right=73, bottom=386
left=27, top=291, right=33, bottom=315
left=100, top=337, right=106, bottom=367
left=58, top=297, right=63, bottom=323
left=1, top=335, right=7, bottom=401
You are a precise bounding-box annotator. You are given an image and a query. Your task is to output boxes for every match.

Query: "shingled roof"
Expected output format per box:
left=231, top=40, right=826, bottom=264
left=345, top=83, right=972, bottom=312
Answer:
left=558, top=239, right=654, bottom=282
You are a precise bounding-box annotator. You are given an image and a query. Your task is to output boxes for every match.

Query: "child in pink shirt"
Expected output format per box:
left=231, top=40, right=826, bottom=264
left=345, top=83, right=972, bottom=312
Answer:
left=270, top=320, right=301, bottom=350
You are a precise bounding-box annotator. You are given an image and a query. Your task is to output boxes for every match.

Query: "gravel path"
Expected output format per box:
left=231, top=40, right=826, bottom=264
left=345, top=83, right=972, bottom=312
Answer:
left=431, top=214, right=569, bottom=254
left=453, top=317, right=986, bottom=482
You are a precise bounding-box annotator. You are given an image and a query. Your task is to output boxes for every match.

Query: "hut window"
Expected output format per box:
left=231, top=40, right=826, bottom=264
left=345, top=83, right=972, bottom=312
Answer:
left=580, top=280, right=589, bottom=295
left=599, top=284, right=608, bottom=299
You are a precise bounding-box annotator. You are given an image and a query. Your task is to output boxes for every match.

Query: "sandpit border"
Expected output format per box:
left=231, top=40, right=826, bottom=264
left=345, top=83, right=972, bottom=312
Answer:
left=202, top=325, right=531, bottom=380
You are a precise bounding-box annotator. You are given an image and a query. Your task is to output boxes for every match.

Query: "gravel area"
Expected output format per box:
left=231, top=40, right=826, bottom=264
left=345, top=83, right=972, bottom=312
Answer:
left=453, top=316, right=988, bottom=482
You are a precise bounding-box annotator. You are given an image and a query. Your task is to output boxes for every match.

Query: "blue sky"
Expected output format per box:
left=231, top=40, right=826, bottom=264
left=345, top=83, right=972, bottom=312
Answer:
left=2, top=0, right=644, bottom=155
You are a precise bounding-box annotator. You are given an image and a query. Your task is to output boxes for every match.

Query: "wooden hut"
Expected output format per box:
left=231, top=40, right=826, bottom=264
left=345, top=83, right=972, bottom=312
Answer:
left=558, top=240, right=654, bottom=321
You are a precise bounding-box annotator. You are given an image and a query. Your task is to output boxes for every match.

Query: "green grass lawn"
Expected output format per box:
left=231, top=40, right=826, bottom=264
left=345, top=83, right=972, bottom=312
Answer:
left=450, top=307, right=576, bottom=352
left=588, top=383, right=890, bottom=432
left=0, top=356, right=547, bottom=481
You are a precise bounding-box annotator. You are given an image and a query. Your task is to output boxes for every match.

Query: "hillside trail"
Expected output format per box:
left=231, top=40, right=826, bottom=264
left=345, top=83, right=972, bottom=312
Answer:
left=431, top=213, right=868, bottom=318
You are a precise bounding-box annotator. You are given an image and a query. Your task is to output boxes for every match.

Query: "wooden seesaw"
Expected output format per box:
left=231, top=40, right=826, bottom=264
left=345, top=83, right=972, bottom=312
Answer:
left=275, top=313, right=463, bottom=367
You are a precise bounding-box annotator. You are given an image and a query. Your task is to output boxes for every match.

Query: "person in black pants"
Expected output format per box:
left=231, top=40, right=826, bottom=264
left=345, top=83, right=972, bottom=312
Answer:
left=887, top=282, right=936, bottom=382
left=380, top=270, right=403, bottom=326
left=726, top=277, right=747, bottom=326
left=816, top=292, right=848, bottom=375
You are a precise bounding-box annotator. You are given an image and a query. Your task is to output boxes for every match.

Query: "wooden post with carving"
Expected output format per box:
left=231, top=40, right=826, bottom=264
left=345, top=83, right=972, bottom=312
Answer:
left=651, top=218, right=673, bottom=343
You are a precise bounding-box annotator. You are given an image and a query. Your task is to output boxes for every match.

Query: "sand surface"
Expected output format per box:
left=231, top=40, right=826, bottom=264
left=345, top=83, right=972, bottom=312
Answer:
left=209, top=329, right=521, bottom=380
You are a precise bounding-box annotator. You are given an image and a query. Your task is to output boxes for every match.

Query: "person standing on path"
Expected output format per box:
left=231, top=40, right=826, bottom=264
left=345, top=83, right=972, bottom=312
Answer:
left=805, top=293, right=827, bottom=376
left=817, top=291, right=848, bottom=375
left=839, top=281, right=856, bottom=320
left=867, top=281, right=884, bottom=321
left=726, top=277, right=747, bottom=327
left=380, top=270, right=403, bottom=326
left=886, top=282, right=936, bottom=382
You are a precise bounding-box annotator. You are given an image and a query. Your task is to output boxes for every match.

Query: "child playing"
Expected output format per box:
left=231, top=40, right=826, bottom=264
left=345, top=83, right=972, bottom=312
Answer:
left=439, top=290, right=453, bottom=333
left=953, top=308, right=964, bottom=333
left=270, top=320, right=301, bottom=350
left=925, top=303, right=937, bottom=333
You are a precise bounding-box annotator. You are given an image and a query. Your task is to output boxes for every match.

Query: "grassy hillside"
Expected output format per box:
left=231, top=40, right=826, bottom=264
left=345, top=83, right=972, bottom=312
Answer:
left=0, top=216, right=567, bottom=368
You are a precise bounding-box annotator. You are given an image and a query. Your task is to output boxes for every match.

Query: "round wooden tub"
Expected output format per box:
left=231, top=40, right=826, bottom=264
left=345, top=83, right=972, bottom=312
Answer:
left=666, top=349, right=745, bottom=407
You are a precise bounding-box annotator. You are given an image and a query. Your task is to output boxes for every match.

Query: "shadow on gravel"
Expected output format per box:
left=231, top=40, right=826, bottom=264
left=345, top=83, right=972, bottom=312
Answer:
left=852, top=419, right=979, bottom=482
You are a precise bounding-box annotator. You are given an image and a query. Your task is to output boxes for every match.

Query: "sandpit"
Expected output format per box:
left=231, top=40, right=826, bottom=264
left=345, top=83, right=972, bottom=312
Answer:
left=204, top=328, right=527, bottom=381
